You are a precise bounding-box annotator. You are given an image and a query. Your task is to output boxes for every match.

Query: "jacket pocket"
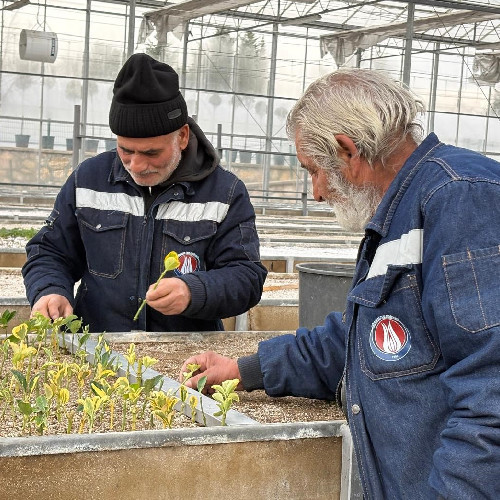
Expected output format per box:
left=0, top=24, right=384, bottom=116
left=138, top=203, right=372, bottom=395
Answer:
left=77, top=209, right=128, bottom=278
left=349, top=265, right=439, bottom=380
left=239, top=221, right=260, bottom=261
left=443, top=245, right=500, bottom=333
left=161, top=219, right=216, bottom=275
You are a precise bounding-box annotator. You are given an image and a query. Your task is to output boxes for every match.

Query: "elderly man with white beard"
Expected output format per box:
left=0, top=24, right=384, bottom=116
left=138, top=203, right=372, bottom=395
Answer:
left=180, top=69, right=500, bottom=500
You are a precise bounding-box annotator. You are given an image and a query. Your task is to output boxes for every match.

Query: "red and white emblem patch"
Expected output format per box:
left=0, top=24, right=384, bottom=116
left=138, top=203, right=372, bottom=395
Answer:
left=369, top=315, right=411, bottom=361
left=174, top=252, right=200, bottom=275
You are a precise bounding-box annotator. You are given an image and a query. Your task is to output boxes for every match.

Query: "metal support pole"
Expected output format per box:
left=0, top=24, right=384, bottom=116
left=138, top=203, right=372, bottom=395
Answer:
left=180, top=22, right=189, bottom=92
left=81, top=0, right=91, bottom=156
left=234, top=312, right=248, bottom=331
left=72, top=105, right=82, bottom=170
left=127, top=0, right=136, bottom=58
left=301, top=168, right=308, bottom=216
left=217, top=124, right=223, bottom=162
left=263, top=22, right=279, bottom=198
left=402, top=2, right=415, bottom=86
left=427, top=43, right=440, bottom=133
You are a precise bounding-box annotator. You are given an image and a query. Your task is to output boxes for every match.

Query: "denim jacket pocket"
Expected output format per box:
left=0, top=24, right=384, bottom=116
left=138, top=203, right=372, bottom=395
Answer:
left=349, top=265, right=440, bottom=380
left=77, top=209, right=128, bottom=278
left=442, top=245, right=500, bottom=333
left=161, top=219, right=217, bottom=274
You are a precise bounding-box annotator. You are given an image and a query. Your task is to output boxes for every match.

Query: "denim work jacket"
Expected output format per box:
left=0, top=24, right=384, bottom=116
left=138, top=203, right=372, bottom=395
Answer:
left=23, top=126, right=267, bottom=333
left=254, top=134, right=500, bottom=499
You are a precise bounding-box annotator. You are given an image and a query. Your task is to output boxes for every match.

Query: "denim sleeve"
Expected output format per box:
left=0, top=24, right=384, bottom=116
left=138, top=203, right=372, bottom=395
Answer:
left=422, top=177, right=500, bottom=499
left=257, top=311, right=346, bottom=401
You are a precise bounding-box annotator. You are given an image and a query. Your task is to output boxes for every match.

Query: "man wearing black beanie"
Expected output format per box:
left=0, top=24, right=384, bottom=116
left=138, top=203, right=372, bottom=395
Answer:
left=23, top=53, right=268, bottom=333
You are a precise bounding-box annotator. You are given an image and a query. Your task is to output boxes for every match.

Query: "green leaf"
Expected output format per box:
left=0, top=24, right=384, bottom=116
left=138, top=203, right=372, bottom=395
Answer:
left=212, top=393, right=224, bottom=403
left=34, top=395, right=48, bottom=412
left=11, top=369, right=27, bottom=392
left=197, top=376, right=207, bottom=393
left=78, top=333, right=90, bottom=348
left=17, top=400, right=33, bottom=416
left=143, top=375, right=163, bottom=394
left=90, top=380, right=105, bottom=395
left=0, top=310, right=16, bottom=328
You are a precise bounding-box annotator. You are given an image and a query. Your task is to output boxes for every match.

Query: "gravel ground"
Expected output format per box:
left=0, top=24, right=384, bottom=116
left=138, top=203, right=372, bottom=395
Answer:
left=0, top=268, right=26, bottom=296
left=110, top=334, right=344, bottom=423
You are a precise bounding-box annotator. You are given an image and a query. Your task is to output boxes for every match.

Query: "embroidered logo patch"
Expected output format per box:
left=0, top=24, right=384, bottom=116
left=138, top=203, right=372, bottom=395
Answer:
left=174, top=252, right=200, bottom=275
left=369, top=315, right=411, bottom=361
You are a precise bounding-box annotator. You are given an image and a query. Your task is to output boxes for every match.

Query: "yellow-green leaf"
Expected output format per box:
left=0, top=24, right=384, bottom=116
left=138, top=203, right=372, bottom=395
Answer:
left=164, top=251, right=180, bottom=271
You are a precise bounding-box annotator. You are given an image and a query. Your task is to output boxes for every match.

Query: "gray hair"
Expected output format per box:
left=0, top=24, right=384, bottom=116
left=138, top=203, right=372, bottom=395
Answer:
left=286, top=69, right=425, bottom=170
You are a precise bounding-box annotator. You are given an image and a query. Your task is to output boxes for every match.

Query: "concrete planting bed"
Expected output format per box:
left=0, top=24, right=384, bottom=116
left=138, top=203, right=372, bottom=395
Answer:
left=0, top=331, right=361, bottom=500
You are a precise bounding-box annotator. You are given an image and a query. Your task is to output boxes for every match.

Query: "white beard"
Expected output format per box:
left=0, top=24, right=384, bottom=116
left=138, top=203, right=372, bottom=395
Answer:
left=325, top=168, right=381, bottom=232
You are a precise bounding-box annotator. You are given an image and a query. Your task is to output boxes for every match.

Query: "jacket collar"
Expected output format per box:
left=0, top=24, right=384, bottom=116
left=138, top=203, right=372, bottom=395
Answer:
left=365, top=132, right=442, bottom=237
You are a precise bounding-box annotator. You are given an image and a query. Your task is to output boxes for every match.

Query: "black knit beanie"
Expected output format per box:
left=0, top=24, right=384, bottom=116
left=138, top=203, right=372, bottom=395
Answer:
left=109, top=53, right=188, bottom=138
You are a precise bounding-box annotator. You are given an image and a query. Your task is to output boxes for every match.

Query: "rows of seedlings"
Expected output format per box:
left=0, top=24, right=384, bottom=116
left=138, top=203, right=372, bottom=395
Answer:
left=0, top=310, right=239, bottom=437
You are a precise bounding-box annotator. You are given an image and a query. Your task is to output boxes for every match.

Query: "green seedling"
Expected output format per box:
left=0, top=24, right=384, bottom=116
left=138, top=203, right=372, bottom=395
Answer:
left=0, top=310, right=16, bottom=333
left=78, top=386, right=109, bottom=433
left=93, top=335, right=120, bottom=373
left=124, top=343, right=136, bottom=379
left=18, top=395, right=50, bottom=435
left=135, top=355, right=158, bottom=387
left=134, top=251, right=180, bottom=321
left=149, top=389, right=179, bottom=429
left=139, top=374, right=163, bottom=419
left=188, top=394, right=198, bottom=423
left=0, top=313, right=227, bottom=436
left=182, top=363, right=200, bottom=383
left=212, top=379, right=240, bottom=426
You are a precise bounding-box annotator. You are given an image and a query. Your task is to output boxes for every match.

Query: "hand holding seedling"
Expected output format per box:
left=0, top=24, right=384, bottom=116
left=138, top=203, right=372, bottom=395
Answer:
left=145, top=278, right=191, bottom=316
left=31, top=294, right=73, bottom=321
left=179, top=351, right=243, bottom=394
left=134, top=252, right=181, bottom=321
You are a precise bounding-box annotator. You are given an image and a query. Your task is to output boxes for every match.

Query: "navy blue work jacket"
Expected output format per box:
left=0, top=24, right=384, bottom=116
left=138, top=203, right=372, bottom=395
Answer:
left=23, top=144, right=267, bottom=333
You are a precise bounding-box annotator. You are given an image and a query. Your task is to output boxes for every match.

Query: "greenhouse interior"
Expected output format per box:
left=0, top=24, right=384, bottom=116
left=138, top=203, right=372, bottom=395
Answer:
left=0, top=0, right=499, bottom=205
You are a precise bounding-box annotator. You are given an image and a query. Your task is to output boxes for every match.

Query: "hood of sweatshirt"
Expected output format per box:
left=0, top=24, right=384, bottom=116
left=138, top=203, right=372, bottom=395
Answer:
left=158, top=116, right=219, bottom=186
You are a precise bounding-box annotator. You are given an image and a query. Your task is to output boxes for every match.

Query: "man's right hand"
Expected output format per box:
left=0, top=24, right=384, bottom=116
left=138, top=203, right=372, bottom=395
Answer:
left=31, top=294, right=73, bottom=321
left=180, top=351, right=243, bottom=394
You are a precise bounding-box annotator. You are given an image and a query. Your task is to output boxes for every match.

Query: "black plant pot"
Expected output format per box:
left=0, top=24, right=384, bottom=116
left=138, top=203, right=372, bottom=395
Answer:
left=42, top=135, right=55, bottom=149
left=240, top=151, right=252, bottom=163
left=274, top=155, right=285, bottom=166
left=85, top=139, right=99, bottom=153
left=105, top=139, right=117, bottom=151
left=15, top=134, right=30, bottom=148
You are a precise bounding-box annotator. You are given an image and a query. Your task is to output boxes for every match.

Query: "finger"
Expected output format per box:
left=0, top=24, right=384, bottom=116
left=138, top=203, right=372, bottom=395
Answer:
left=185, top=373, right=213, bottom=394
left=31, top=306, right=49, bottom=319
left=179, top=356, right=203, bottom=381
left=62, top=303, right=74, bottom=318
left=47, top=302, right=64, bottom=321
